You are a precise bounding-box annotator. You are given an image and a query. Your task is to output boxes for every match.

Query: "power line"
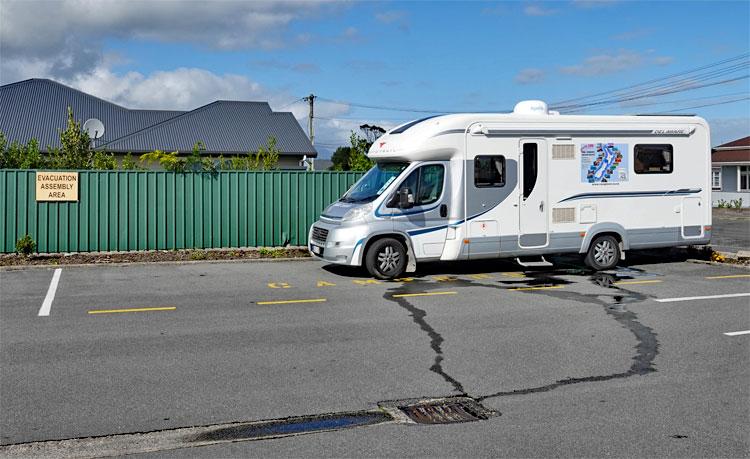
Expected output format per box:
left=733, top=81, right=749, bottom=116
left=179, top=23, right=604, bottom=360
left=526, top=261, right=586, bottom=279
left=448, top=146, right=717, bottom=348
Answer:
left=276, top=98, right=304, bottom=111
left=649, top=96, right=750, bottom=114
left=551, top=52, right=750, bottom=107
left=560, top=74, right=749, bottom=113
left=570, top=91, right=750, bottom=113
left=316, top=96, right=453, bottom=114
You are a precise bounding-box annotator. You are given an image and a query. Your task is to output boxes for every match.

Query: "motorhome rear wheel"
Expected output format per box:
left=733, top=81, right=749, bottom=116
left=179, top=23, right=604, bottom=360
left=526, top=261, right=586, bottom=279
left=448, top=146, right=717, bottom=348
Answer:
left=584, top=235, right=621, bottom=270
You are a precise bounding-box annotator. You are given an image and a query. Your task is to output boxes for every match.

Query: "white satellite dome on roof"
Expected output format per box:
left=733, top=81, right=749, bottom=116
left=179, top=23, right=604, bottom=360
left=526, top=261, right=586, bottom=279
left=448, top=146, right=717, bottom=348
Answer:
left=513, top=100, right=549, bottom=115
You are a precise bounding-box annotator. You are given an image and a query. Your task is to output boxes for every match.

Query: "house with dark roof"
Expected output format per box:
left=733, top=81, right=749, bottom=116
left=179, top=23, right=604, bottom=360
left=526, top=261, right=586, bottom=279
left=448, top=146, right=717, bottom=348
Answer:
left=712, top=136, right=750, bottom=207
left=0, top=79, right=317, bottom=169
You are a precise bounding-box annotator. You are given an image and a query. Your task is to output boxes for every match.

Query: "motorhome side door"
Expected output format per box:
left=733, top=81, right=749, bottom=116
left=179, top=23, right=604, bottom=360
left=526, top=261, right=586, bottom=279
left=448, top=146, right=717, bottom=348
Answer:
left=518, top=139, right=549, bottom=248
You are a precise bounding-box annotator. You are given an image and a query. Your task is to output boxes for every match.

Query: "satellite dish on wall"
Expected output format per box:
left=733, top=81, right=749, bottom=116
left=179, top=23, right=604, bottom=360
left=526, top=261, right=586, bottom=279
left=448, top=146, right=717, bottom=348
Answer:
left=83, top=118, right=105, bottom=139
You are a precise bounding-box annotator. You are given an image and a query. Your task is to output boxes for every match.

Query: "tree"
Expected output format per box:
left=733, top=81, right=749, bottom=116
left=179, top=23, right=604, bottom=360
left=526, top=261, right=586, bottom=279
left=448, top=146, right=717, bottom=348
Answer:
left=359, top=124, right=386, bottom=145
left=330, top=146, right=351, bottom=171
left=58, top=106, right=92, bottom=169
left=248, top=136, right=280, bottom=170
left=347, top=131, right=374, bottom=171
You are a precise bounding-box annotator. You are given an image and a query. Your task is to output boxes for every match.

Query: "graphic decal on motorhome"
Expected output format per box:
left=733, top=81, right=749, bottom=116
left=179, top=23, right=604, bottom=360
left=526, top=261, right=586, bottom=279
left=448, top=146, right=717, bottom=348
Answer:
left=581, top=143, right=628, bottom=184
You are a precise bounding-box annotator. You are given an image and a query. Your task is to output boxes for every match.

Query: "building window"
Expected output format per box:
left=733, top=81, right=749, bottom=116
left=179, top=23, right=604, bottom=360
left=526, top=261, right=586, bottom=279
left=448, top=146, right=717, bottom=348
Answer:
left=712, top=167, right=722, bottom=190
left=740, top=166, right=750, bottom=191
left=474, top=156, right=506, bottom=187
left=634, top=144, right=673, bottom=174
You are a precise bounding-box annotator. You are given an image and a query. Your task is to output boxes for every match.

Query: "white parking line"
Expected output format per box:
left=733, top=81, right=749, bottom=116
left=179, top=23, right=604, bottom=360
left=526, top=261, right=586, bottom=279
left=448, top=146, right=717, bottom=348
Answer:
left=38, top=268, right=61, bottom=317
left=724, top=330, right=750, bottom=337
left=654, top=292, right=750, bottom=303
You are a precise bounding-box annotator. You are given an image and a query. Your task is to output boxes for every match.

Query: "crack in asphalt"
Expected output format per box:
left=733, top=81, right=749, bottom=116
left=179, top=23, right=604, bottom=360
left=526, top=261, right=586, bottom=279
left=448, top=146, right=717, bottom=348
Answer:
left=387, top=291, right=468, bottom=395
left=383, top=269, right=659, bottom=403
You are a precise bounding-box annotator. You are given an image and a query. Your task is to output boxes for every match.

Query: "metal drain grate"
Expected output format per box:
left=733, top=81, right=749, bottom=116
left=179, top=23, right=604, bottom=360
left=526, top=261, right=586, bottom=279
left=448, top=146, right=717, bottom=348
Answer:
left=398, top=397, right=495, bottom=424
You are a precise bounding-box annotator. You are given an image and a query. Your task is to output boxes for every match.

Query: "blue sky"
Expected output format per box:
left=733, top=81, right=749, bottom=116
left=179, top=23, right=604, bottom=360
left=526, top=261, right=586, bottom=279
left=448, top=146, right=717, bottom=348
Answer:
left=1, top=0, right=748, bottom=155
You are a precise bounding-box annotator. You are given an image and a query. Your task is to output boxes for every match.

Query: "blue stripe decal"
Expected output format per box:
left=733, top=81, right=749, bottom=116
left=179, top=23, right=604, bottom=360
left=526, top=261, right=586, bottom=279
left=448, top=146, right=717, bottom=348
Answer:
left=558, top=188, right=701, bottom=203
left=406, top=207, right=498, bottom=237
left=375, top=202, right=442, bottom=218
left=353, top=238, right=365, bottom=253
left=408, top=225, right=449, bottom=236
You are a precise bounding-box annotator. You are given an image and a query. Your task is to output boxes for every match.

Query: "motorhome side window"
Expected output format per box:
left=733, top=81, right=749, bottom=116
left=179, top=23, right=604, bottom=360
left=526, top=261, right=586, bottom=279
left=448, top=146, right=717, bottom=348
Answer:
left=474, top=156, right=506, bottom=187
left=393, top=164, right=444, bottom=206
left=522, top=143, right=538, bottom=199
left=634, top=144, right=673, bottom=174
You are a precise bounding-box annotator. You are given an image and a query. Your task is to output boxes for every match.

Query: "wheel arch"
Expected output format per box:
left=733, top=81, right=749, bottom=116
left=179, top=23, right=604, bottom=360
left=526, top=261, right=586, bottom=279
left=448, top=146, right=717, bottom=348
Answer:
left=357, top=231, right=416, bottom=272
left=580, top=223, right=629, bottom=254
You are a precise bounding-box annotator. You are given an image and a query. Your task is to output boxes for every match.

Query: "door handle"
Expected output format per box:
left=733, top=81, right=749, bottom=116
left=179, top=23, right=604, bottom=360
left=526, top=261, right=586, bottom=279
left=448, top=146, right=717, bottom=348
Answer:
left=539, top=201, right=544, bottom=212
left=440, top=204, right=448, bottom=218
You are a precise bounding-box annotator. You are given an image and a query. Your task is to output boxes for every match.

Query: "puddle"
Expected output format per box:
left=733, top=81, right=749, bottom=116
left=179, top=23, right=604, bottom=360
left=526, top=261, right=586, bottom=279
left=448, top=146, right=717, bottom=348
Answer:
left=190, top=411, right=392, bottom=443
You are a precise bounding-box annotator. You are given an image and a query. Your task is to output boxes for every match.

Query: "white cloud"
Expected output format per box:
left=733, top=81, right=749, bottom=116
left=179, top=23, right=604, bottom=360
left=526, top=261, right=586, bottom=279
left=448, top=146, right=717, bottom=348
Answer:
left=375, top=10, right=409, bottom=31
left=524, top=4, right=559, bottom=16
left=515, top=68, right=546, bottom=85
left=0, top=0, right=336, bottom=82
left=571, top=0, right=620, bottom=8
left=64, top=67, right=269, bottom=110
left=560, top=50, right=674, bottom=76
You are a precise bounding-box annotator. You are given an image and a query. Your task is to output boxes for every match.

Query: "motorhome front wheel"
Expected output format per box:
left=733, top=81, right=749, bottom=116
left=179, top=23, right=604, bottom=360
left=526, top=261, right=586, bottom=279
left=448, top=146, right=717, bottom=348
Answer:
left=584, top=235, right=621, bottom=271
left=365, top=238, right=407, bottom=279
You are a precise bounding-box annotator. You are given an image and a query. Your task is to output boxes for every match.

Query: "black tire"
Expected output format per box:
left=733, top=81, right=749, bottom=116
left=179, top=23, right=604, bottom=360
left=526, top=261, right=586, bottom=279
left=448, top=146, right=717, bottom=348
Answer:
left=584, top=235, right=621, bottom=271
left=365, top=238, right=407, bottom=279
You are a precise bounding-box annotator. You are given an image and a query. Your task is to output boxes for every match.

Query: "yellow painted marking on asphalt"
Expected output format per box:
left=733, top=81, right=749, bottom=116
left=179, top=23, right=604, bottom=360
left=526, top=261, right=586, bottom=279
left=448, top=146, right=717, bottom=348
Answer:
left=268, top=282, right=291, bottom=289
left=614, top=279, right=663, bottom=285
left=395, top=277, right=414, bottom=282
left=433, top=275, right=457, bottom=282
left=501, top=272, right=528, bottom=279
left=353, top=279, right=381, bottom=285
left=392, top=291, right=458, bottom=298
left=705, top=274, right=750, bottom=280
left=469, top=273, right=492, bottom=280
left=88, top=307, right=176, bottom=314
left=510, top=285, right=564, bottom=291
left=257, top=298, right=327, bottom=305
left=317, top=281, right=336, bottom=287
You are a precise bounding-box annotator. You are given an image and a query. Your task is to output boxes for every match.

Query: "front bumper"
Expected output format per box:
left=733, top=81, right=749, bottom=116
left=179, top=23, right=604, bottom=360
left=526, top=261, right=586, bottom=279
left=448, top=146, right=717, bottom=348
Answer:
left=308, top=220, right=369, bottom=266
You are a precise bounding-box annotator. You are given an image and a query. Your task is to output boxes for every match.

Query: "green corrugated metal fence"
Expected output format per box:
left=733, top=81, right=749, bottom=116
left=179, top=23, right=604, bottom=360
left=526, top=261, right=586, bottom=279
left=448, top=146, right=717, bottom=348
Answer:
left=0, top=170, right=363, bottom=253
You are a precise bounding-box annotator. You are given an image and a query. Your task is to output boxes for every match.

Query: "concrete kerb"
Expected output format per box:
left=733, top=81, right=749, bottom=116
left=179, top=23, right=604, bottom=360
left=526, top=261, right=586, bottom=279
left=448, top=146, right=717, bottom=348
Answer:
left=0, top=256, right=315, bottom=272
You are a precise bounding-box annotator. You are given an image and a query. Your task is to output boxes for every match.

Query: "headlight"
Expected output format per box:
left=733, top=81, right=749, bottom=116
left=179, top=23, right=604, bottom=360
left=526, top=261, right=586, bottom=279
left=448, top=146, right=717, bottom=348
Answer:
left=341, top=203, right=373, bottom=222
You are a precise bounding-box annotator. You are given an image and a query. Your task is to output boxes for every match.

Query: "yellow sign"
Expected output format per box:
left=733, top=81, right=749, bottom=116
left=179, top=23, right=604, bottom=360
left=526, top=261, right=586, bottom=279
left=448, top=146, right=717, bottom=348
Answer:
left=36, top=172, right=79, bottom=201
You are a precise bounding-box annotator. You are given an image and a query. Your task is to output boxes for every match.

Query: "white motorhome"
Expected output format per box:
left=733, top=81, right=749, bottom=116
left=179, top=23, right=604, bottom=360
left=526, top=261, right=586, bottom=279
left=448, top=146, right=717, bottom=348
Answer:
left=309, top=100, right=711, bottom=279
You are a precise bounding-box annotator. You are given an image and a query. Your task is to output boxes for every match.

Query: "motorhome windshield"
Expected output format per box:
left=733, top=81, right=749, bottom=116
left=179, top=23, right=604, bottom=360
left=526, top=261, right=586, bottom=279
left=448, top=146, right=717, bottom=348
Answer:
left=341, top=162, right=409, bottom=203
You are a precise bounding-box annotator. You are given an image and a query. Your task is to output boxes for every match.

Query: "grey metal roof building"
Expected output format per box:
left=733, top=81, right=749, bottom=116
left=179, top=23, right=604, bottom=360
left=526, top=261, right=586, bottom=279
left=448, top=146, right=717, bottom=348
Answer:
left=0, top=79, right=317, bottom=160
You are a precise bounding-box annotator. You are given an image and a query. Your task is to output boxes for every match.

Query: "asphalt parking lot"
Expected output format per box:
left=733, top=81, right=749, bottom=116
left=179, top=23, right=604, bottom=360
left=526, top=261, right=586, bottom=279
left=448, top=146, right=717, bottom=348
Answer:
left=1, top=253, right=748, bottom=457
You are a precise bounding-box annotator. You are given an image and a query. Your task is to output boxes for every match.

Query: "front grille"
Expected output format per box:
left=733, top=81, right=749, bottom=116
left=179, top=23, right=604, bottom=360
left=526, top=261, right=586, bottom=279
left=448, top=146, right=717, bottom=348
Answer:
left=311, top=226, right=329, bottom=243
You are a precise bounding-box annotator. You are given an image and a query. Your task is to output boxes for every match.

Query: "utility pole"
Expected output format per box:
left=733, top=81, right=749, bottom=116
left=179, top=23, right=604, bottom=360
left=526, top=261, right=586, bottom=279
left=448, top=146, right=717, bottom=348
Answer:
left=303, top=94, right=316, bottom=145
left=302, top=94, right=316, bottom=171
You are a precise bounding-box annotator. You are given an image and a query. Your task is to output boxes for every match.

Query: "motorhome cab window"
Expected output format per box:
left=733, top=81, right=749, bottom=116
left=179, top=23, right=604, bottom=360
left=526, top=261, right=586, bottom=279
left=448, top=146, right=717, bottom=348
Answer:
left=340, top=162, right=408, bottom=203
left=634, top=144, right=673, bottom=174
left=474, top=156, right=506, bottom=187
left=393, top=164, right=445, bottom=206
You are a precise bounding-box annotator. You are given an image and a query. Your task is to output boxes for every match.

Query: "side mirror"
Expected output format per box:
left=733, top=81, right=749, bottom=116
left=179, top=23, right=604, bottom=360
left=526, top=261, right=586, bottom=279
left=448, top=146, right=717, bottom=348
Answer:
left=399, top=187, right=415, bottom=209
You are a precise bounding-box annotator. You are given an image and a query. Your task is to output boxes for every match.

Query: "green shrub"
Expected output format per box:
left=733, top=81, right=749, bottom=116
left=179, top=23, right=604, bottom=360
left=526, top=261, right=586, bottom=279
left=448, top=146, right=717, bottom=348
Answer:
left=258, top=247, right=285, bottom=258
left=15, top=234, right=36, bottom=256
left=190, top=250, right=207, bottom=260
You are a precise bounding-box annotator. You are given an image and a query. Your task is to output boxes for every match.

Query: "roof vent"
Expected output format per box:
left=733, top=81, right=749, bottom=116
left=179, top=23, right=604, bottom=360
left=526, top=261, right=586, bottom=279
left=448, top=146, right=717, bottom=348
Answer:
left=513, top=100, right=549, bottom=115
